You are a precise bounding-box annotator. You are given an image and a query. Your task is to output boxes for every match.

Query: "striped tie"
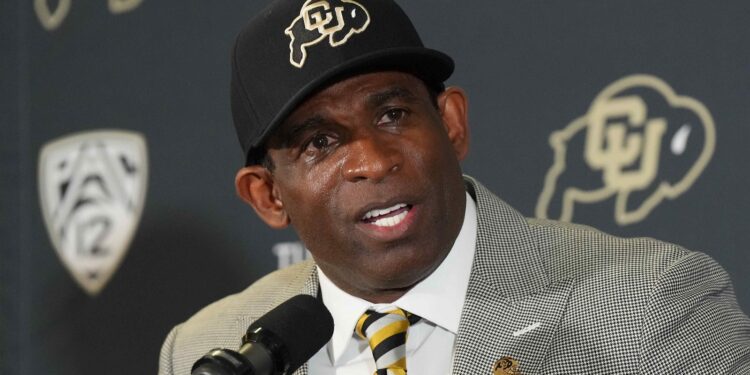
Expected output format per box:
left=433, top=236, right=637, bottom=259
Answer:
left=355, top=308, right=420, bottom=375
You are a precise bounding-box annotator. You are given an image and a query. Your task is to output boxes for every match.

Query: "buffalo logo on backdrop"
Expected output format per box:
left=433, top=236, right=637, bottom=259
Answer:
left=286, top=0, right=370, bottom=68
left=38, top=130, right=148, bottom=295
left=34, top=0, right=143, bottom=31
left=536, top=74, right=716, bottom=226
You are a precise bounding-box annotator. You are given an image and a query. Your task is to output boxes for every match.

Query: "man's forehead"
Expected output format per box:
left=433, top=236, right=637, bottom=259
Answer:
left=276, top=71, right=429, bottom=132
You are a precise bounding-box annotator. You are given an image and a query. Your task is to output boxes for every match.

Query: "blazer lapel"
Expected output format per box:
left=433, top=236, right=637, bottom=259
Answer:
left=452, top=177, right=574, bottom=375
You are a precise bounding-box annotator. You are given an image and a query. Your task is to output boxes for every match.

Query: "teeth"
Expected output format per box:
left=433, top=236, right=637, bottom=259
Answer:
left=372, top=210, right=408, bottom=227
left=363, top=203, right=407, bottom=220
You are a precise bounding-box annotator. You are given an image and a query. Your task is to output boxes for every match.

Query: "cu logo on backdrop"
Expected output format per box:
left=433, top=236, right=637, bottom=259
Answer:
left=536, top=74, right=716, bottom=226
left=286, top=0, right=370, bottom=68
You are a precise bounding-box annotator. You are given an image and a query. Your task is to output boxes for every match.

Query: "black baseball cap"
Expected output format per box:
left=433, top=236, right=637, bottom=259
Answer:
left=230, top=0, right=455, bottom=165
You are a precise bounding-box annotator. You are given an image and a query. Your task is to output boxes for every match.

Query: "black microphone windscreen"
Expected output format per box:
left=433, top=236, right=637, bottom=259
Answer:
left=248, top=294, right=334, bottom=372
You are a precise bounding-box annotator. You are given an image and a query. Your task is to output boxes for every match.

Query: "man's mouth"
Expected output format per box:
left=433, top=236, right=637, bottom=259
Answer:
left=361, top=203, right=412, bottom=227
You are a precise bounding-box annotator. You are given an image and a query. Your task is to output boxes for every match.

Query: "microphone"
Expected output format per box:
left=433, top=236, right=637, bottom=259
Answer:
left=191, top=294, right=334, bottom=375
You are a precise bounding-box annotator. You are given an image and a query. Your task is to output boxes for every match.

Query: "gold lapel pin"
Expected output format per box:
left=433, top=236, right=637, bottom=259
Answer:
left=493, top=356, right=521, bottom=375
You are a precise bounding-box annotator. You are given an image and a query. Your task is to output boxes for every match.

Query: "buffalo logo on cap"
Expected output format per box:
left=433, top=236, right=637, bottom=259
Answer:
left=285, top=0, right=370, bottom=68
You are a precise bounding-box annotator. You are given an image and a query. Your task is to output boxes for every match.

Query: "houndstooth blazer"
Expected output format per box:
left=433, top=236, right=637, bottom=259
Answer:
left=159, top=176, right=750, bottom=374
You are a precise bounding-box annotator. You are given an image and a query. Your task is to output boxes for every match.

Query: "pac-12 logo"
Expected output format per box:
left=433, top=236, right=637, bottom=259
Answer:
left=38, top=130, right=148, bottom=295
left=536, top=75, right=716, bottom=225
left=285, top=0, right=370, bottom=68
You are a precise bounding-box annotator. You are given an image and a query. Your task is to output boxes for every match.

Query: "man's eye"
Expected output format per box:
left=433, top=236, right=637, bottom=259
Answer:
left=377, top=109, right=406, bottom=125
left=305, top=134, right=334, bottom=152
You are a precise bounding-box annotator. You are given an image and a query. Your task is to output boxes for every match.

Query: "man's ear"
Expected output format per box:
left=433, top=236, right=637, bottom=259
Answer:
left=235, top=166, right=290, bottom=229
left=437, top=86, right=470, bottom=161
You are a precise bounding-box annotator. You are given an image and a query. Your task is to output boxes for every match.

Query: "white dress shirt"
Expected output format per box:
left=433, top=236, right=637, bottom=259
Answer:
left=308, top=192, right=478, bottom=374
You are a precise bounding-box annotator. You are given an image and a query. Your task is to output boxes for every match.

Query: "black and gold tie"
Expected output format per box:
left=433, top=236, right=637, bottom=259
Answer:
left=355, top=308, right=420, bottom=375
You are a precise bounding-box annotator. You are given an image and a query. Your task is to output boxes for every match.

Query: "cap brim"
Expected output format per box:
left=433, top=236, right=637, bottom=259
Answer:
left=246, top=47, right=454, bottom=164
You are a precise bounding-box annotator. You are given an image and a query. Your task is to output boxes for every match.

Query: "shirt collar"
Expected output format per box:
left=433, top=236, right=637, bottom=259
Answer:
left=317, top=192, right=478, bottom=364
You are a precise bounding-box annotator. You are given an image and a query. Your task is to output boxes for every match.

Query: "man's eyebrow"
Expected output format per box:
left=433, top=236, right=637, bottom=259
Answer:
left=366, top=86, right=418, bottom=108
left=280, top=115, right=325, bottom=146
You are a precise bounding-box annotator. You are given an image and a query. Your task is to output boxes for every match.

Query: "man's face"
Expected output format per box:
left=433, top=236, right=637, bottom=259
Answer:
left=247, top=71, right=469, bottom=302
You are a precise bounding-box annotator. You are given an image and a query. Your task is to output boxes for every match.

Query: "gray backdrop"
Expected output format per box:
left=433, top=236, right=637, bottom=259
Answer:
left=2, top=0, right=748, bottom=374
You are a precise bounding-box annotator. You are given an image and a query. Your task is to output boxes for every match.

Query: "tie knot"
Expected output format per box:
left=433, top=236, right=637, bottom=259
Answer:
left=355, top=308, right=420, bottom=340
left=355, top=308, right=420, bottom=374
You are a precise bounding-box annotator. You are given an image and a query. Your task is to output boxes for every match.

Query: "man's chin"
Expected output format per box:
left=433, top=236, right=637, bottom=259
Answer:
left=359, top=265, right=437, bottom=297
left=354, top=280, right=420, bottom=304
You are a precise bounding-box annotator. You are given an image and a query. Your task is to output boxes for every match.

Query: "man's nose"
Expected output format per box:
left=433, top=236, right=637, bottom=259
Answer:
left=341, top=133, right=402, bottom=183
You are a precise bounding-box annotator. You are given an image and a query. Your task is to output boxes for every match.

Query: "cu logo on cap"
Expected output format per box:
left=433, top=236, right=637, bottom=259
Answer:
left=285, top=0, right=370, bottom=68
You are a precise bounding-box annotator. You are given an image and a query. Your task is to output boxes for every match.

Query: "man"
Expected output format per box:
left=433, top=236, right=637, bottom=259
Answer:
left=159, top=0, right=750, bottom=374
